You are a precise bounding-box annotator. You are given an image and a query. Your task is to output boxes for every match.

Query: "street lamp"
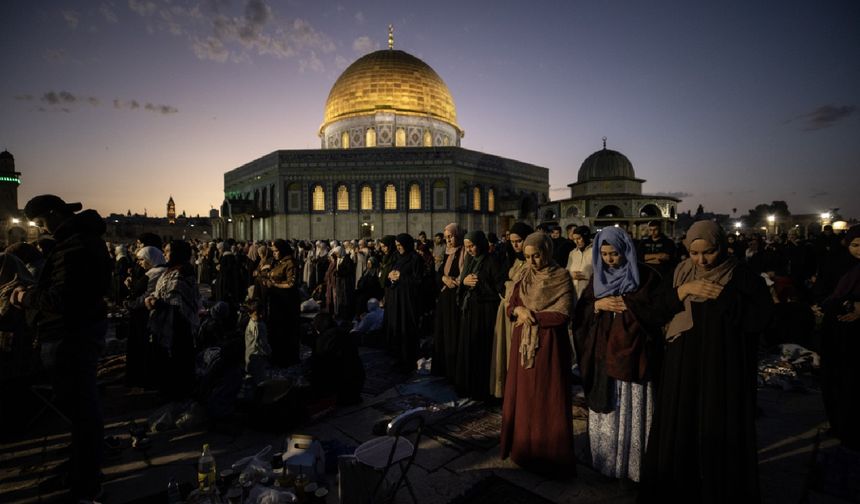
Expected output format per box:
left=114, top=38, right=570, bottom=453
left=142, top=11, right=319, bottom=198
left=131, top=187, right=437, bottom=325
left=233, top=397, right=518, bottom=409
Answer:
left=767, top=214, right=776, bottom=235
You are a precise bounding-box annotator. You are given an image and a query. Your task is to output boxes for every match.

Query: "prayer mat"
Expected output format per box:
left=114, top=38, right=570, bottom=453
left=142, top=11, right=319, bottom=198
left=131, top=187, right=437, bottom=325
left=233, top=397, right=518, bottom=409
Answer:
left=427, top=403, right=502, bottom=451
left=371, top=393, right=438, bottom=414
left=447, top=474, right=555, bottom=504
left=360, top=350, right=409, bottom=396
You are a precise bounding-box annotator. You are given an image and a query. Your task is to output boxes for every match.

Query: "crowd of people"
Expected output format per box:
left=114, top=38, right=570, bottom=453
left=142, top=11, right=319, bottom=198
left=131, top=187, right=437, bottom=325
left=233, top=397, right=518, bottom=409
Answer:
left=1, top=192, right=858, bottom=502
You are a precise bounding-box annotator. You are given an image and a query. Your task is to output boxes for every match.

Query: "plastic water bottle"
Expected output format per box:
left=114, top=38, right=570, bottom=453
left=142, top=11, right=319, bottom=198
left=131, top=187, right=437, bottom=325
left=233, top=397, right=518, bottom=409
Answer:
left=197, top=443, right=217, bottom=490
left=167, top=477, right=181, bottom=503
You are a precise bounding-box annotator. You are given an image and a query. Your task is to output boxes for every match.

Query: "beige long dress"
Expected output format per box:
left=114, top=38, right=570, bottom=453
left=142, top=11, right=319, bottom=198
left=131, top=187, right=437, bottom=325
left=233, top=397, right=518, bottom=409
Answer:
left=489, top=259, right=526, bottom=398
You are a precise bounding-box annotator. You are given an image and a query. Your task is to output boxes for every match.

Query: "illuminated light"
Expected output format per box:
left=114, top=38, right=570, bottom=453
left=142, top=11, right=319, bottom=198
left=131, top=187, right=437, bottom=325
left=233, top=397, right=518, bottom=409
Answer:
left=0, top=176, right=21, bottom=184
left=767, top=215, right=775, bottom=223
left=11, top=218, right=20, bottom=224
left=190, top=224, right=195, bottom=227
left=227, top=218, right=233, bottom=223
left=734, top=222, right=742, bottom=229
left=821, top=212, right=831, bottom=220
left=28, top=221, right=37, bottom=227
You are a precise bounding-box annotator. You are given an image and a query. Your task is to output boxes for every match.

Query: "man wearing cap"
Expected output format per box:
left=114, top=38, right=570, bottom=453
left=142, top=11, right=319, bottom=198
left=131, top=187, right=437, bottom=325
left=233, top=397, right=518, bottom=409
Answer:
left=11, top=194, right=112, bottom=501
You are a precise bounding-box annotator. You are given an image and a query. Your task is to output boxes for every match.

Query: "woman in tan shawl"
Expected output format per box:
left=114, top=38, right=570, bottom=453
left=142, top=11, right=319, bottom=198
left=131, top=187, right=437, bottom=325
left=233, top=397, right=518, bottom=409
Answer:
left=640, top=221, right=773, bottom=502
left=500, top=232, right=576, bottom=476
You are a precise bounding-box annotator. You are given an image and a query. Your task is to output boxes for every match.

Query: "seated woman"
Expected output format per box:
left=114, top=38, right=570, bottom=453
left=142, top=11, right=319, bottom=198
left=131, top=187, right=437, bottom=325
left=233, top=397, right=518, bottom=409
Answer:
left=500, top=232, right=576, bottom=476
left=640, top=221, right=773, bottom=502
left=573, top=227, right=672, bottom=482
left=310, top=312, right=365, bottom=405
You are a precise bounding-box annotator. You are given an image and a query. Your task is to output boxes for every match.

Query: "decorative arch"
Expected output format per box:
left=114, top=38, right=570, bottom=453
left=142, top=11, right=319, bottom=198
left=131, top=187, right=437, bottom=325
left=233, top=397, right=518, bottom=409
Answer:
left=366, top=128, right=376, bottom=148
left=395, top=128, right=406, bottom=147
left=384, top=183, right=398, bottom=210
left=337, top=184, right=350, bottom=211
left=312, top=184, right=326, bottom=211
left=597, top=205, right=624, bottom=218
left=286, top=182, right=302, bottom=212
left=432, top=179, right=447, bottom=210
left=408, top=183, right=421, bottom=210
left=639, top=204, right=661, bottom=218
left=670, top=206, right=676, bottom=219
left=566, top=206, right=579, bottom=217
left=487, top=188, right=495, bottom=213
left=360, top=184, right=373, bottom=210
left=423, top=130, right=432, bottom=147
left=543, top=208, right=557, bottom=221
left=472, top=186, right=481, bottom=211
left=341, top=131, right=350, bottom=149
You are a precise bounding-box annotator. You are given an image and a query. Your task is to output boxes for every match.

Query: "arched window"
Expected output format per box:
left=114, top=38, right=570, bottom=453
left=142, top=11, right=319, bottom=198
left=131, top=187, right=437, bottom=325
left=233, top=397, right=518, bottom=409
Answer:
left=341, top=131, right=350, bottom=149
left=287, top=183, right=302, bottom=212
left=488, top=188, right=495, bottom=213
left=409, top=183, right=421, bottom=210
left=423, top=130, right=432, bottom=147
left=360, top=185, right=373, bottom=210
left=473, top=186, right=481, bottom=211
left=639, top=204, right=661, bottom=218
left=337, top=185, right=349, bottom=211
left=395, top=128, right=406, bottom=147
left=433, top=179, right=447, bottom=209
left=312, top=185, right=325, bottom=211
left=597, top=205, right=624, bottom=218
left=366, top=128, right=376, bottom=148
left=384, top=184, right=397, bottom=210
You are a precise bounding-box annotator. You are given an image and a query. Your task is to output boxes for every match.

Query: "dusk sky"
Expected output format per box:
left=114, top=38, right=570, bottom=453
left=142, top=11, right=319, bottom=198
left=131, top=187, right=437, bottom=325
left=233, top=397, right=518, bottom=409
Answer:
left=1, top=0, right=858, bottom=221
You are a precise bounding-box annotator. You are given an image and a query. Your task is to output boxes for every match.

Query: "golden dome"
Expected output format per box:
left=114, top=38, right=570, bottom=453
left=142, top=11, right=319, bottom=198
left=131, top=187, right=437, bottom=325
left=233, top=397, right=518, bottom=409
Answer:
left=322, top=49, right=460, bottom=133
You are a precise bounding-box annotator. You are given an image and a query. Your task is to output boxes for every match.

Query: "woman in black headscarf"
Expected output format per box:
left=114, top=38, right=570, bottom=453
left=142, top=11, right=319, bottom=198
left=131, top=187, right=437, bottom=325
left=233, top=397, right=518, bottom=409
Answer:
left=455, top=230, right=505, bottom=399
left=431, top=223, right=465, bottom=381
left=383, top=233, right=424, bottom=372
left=640, top=221, right=773, bottom=502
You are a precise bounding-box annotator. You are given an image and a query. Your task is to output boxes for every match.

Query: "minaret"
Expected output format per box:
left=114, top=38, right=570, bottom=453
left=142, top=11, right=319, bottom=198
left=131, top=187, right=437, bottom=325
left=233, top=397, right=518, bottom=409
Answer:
left=0, top=150, right=21, bottom=218
left=167, top=196, right=176, bottom=224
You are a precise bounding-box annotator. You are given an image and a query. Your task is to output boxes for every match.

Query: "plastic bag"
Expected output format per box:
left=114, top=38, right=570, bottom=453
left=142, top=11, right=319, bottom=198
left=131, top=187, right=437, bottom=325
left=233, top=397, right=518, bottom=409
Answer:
left=232, top=445, right=273, bottom=485
left=247, top=484, right=297, bottom=504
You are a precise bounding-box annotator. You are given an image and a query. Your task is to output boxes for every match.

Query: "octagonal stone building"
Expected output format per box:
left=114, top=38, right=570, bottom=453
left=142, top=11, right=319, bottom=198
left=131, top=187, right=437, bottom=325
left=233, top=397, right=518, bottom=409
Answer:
left=539, top=141, right=681, bottom=236
left=216, top=44, right=549, bottom=241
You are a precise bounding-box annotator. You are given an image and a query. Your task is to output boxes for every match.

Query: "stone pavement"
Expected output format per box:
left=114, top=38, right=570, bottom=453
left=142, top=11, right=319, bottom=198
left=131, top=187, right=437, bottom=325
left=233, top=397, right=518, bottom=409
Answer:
left=0, top=343, right=851, bottom=504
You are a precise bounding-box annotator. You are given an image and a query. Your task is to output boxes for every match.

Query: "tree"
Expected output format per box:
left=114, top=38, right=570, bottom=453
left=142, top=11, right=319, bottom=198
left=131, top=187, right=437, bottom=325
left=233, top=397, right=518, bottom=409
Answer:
left=743, top=201, right=791, bottom=228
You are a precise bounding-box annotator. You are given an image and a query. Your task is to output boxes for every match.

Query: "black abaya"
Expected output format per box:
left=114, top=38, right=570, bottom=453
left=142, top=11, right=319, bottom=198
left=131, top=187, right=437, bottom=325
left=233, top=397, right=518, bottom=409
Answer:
left=454, top=254, right=505, bottom=399
left=431, top=248, right=463, bottom=381
left=640, top=264, right=772, bottom=503
left=383, top=252, right=424, bottom=370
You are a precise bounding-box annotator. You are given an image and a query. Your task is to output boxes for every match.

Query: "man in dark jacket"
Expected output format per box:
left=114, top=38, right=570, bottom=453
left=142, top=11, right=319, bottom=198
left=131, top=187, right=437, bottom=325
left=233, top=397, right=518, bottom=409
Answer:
left=12, top=194, right=112, bottom=502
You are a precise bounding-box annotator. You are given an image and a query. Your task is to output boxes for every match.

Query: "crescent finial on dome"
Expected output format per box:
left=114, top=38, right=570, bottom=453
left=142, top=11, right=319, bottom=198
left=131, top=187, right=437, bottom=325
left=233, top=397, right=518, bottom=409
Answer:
left=388, top=24, right=394, bottom=50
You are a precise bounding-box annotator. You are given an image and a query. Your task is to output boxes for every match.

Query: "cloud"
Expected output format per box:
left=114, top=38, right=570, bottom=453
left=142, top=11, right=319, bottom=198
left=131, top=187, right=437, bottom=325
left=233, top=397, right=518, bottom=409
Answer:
left=352, top=35, right=377, bottom=53
left=653, top=191, right=693, bottom=199
left=127, top=0, right=334, bottom=67
left=29, top=90, right=177, bottom=115
left=61, top=9, right=81, bottom=29
left=788, top=104, right=857, bottom=131
left=334, top=55, right=349, bottom=71
left=299, top=51, right=324, bottom=73
left=100, top=2, right=119, bottom=23
left=354, top=11, right=365, bottom=24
